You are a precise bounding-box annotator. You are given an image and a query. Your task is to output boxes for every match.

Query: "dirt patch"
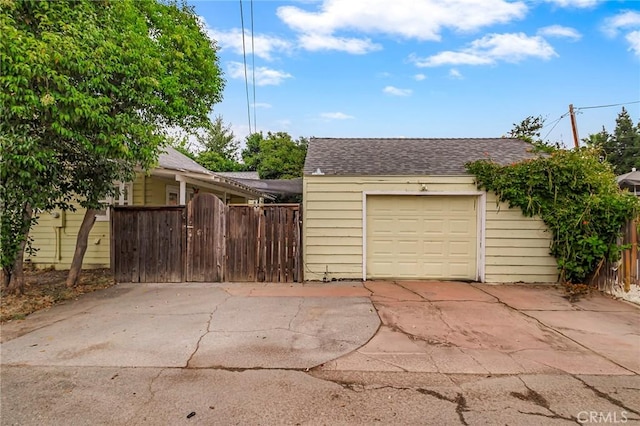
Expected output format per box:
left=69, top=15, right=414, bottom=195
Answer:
left=0, top=268, right=115, bottom=323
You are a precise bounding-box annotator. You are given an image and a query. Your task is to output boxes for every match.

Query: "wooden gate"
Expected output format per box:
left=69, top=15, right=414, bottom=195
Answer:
left=111, top=200, right=302, bottom=283
left=186, top=193, right=226, bottom=282
left=226, top=204, right=302, bottom=282
left=111, top=206, right=185, bottom=283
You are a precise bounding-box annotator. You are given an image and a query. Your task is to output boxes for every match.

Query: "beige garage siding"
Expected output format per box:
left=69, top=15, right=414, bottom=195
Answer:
left=484, top=193, right=557, bottom=282
left=303, top=175, right=558, bottom=283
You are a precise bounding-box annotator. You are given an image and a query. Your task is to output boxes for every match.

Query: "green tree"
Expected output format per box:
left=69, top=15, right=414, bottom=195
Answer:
left=584, top=108, right=640, bottom=175
left=583, top=126, right=610, bottom=152
left=193, top=116, right=245, bottom=172
left=241, top=132, right=307, bottom=179
left=605, top=108, right=640, bottom=174
left=507, top=115, right=545, bottom=143
left=242, top=132, right=264, bottom=171
left=169, top=136, right=198, bottom=161
left=1, top=0, right=224, bottom=292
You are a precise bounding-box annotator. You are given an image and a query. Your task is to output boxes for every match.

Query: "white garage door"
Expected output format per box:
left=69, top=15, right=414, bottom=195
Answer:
left=366, top=195, right=478, bottom=280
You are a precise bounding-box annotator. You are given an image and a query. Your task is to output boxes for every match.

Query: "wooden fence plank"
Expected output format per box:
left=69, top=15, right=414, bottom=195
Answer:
left=112, top=203, right=301, bottom=283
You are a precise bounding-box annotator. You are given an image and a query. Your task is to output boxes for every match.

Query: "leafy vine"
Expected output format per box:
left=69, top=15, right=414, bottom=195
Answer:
left=466, top=148, right=639, bottom=283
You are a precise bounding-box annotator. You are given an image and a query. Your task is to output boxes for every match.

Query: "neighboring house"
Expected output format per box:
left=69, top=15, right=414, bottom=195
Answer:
left=217, top=171, right=303, bottom=201
left=303, top=138, right=558, bottom=283
left=27, top=147, right=265, bottom=270
left=617, top=168, right=640, bottom=196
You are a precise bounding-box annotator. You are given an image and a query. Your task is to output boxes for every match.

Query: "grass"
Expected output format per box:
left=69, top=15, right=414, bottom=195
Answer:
left=0, top=267, right=116, bottom=323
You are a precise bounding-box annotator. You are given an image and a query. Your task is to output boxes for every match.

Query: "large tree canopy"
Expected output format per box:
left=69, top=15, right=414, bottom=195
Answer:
left=241, top=132, right=307, bottom=180
left=1, top=0, right=224, bottom=291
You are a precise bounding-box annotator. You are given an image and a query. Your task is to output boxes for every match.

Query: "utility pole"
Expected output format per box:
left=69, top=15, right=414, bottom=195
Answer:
left=569, top=104, right=580, bottom=148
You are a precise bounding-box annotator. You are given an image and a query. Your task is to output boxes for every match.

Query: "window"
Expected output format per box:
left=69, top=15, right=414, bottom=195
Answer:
left=166, top=185, right=195, bottom=205
left=95, top=182, right=133, bottom=221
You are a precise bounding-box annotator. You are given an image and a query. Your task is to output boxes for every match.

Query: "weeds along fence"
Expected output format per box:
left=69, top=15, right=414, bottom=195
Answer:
left=589, top=217, right=639, bottom=292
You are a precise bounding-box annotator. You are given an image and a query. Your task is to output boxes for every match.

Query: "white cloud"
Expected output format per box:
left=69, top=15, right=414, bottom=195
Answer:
left=414, top=73, right=427, bottom=81
left=228, top=62, right=293, bottom=86
left=626, top=30, right=640, bottom=57
left=320, top=112, right=355, bottom=120
left=298, top=33, right=381, bottom=54
left=252, top=102, right=272, bottom=109
left=602, top=11, right=640, bottom=57
left=411, top=32, right=557, bottom=67
left=538, top=25, right=581, bottom=40
left=449, top=69, right=464, bottom=79
left=603, top=11, right=640, bottom=37
left=207, top=28, right=292, bottom=61
left=383, top=86, right=412, bottom=96
left=543, top=0, right=601, bottom=7
left=276, top=0, right=527, bottom=53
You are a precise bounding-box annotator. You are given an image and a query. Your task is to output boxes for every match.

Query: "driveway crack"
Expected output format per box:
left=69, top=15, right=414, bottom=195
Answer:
left=185, top=295, right=229, bottom=368
left=514, top=376, right=578, bottom=423
left=572, top=375, right=640, bottom=417
left=416, top=388, right=469, bottom=425
left=471, top=286, right=637, bottom=374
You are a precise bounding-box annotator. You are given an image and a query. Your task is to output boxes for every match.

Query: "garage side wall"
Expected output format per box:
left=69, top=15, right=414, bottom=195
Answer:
left=303, top=175, right=558, bottom=283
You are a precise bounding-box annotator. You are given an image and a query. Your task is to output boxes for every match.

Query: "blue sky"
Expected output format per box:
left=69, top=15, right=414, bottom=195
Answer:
left=192, top=0, right=640, bottom=148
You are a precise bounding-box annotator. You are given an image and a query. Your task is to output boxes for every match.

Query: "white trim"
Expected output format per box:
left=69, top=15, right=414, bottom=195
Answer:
left=96, top=181, right=133, bottom=222
left=179, top=179, right=187, bottom=205
left=477, top=192, right=486, bottom=282
left=362, top=191, right=486, bottom=282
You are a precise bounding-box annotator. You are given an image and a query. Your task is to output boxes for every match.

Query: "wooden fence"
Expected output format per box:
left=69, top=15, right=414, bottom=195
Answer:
left=111, top=206, right=185, bottom=283
left=226, top=204, right=302, bottom=283
left=111, top=196, right=302, bottom=283
left=589, top=218, right=639, bottom=291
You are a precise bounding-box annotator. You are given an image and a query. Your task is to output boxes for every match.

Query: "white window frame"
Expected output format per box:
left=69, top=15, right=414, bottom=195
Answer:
left=95, top=182, right=133, bottom=222
left=166, top=185, right=194, bottom=206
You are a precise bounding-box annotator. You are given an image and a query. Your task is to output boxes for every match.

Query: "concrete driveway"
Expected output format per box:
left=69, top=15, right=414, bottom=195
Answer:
left=1, top=280, right=639, bottom=425
left=319, top=281, right=640, bottom=376
left=0, top=282, right=379, bottom=370
left=2, top=280, right=637, bottom=374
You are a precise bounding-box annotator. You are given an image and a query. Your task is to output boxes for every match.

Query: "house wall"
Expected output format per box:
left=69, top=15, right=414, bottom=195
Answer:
left=303, top=175, right=557, bottom=283
left=27, top=173, right=251, bottom=270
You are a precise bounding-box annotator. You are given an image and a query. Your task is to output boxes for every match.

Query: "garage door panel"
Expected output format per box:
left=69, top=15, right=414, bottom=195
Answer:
left=423, top=241, right=444, bottom=255
left=367, top=195, right=477, bottom=280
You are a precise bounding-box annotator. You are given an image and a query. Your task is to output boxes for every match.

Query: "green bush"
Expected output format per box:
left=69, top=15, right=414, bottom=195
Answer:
left=466, top=148, right=639, bottom=283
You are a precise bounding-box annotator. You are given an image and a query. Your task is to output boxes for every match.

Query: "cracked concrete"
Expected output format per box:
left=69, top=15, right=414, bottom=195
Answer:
left=320, top=281, right=639, bottom=376
left=1, top=280, right=639, bottom=425
left=0, top=282, right=379, bottom=370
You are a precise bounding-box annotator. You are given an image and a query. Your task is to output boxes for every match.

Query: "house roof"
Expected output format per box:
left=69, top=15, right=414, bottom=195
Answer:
left=216, top=171, right=260, bottom=180
left=158, top=146, right=214, bottom=175
left=617, top=169, right=640, bottom=187
left=231, top=178, right=302, bottom=195
left=155, top=147, right=265, bottom=198
left=304, top=138, right=537, bottom=176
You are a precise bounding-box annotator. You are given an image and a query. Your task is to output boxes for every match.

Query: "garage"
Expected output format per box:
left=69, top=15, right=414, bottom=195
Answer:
left=302, top=137, right=558, bottom=283
left=366, top=195, right=478, bottom=280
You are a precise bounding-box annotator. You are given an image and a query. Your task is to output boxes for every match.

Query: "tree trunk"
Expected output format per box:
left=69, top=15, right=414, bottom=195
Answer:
left=1, top=268, right=10, bottom=289
left=66, top=209, right=98, bottom=288
left=6, top=204, right=33, bottom=295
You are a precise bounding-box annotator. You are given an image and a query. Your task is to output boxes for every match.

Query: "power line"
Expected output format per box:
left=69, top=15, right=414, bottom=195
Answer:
left=576, top=100, right=640, bottom=111
left=250, top=0, right=257, bottom=133
left=541, top=113, right=568, bottom=142
left=239, top=0, right=252, bottom=134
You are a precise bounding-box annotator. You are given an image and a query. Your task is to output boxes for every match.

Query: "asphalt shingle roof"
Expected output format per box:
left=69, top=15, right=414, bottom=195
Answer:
left=304, top=138, right=537, bottom=176
left=158, top=146, right=213, bottom=175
